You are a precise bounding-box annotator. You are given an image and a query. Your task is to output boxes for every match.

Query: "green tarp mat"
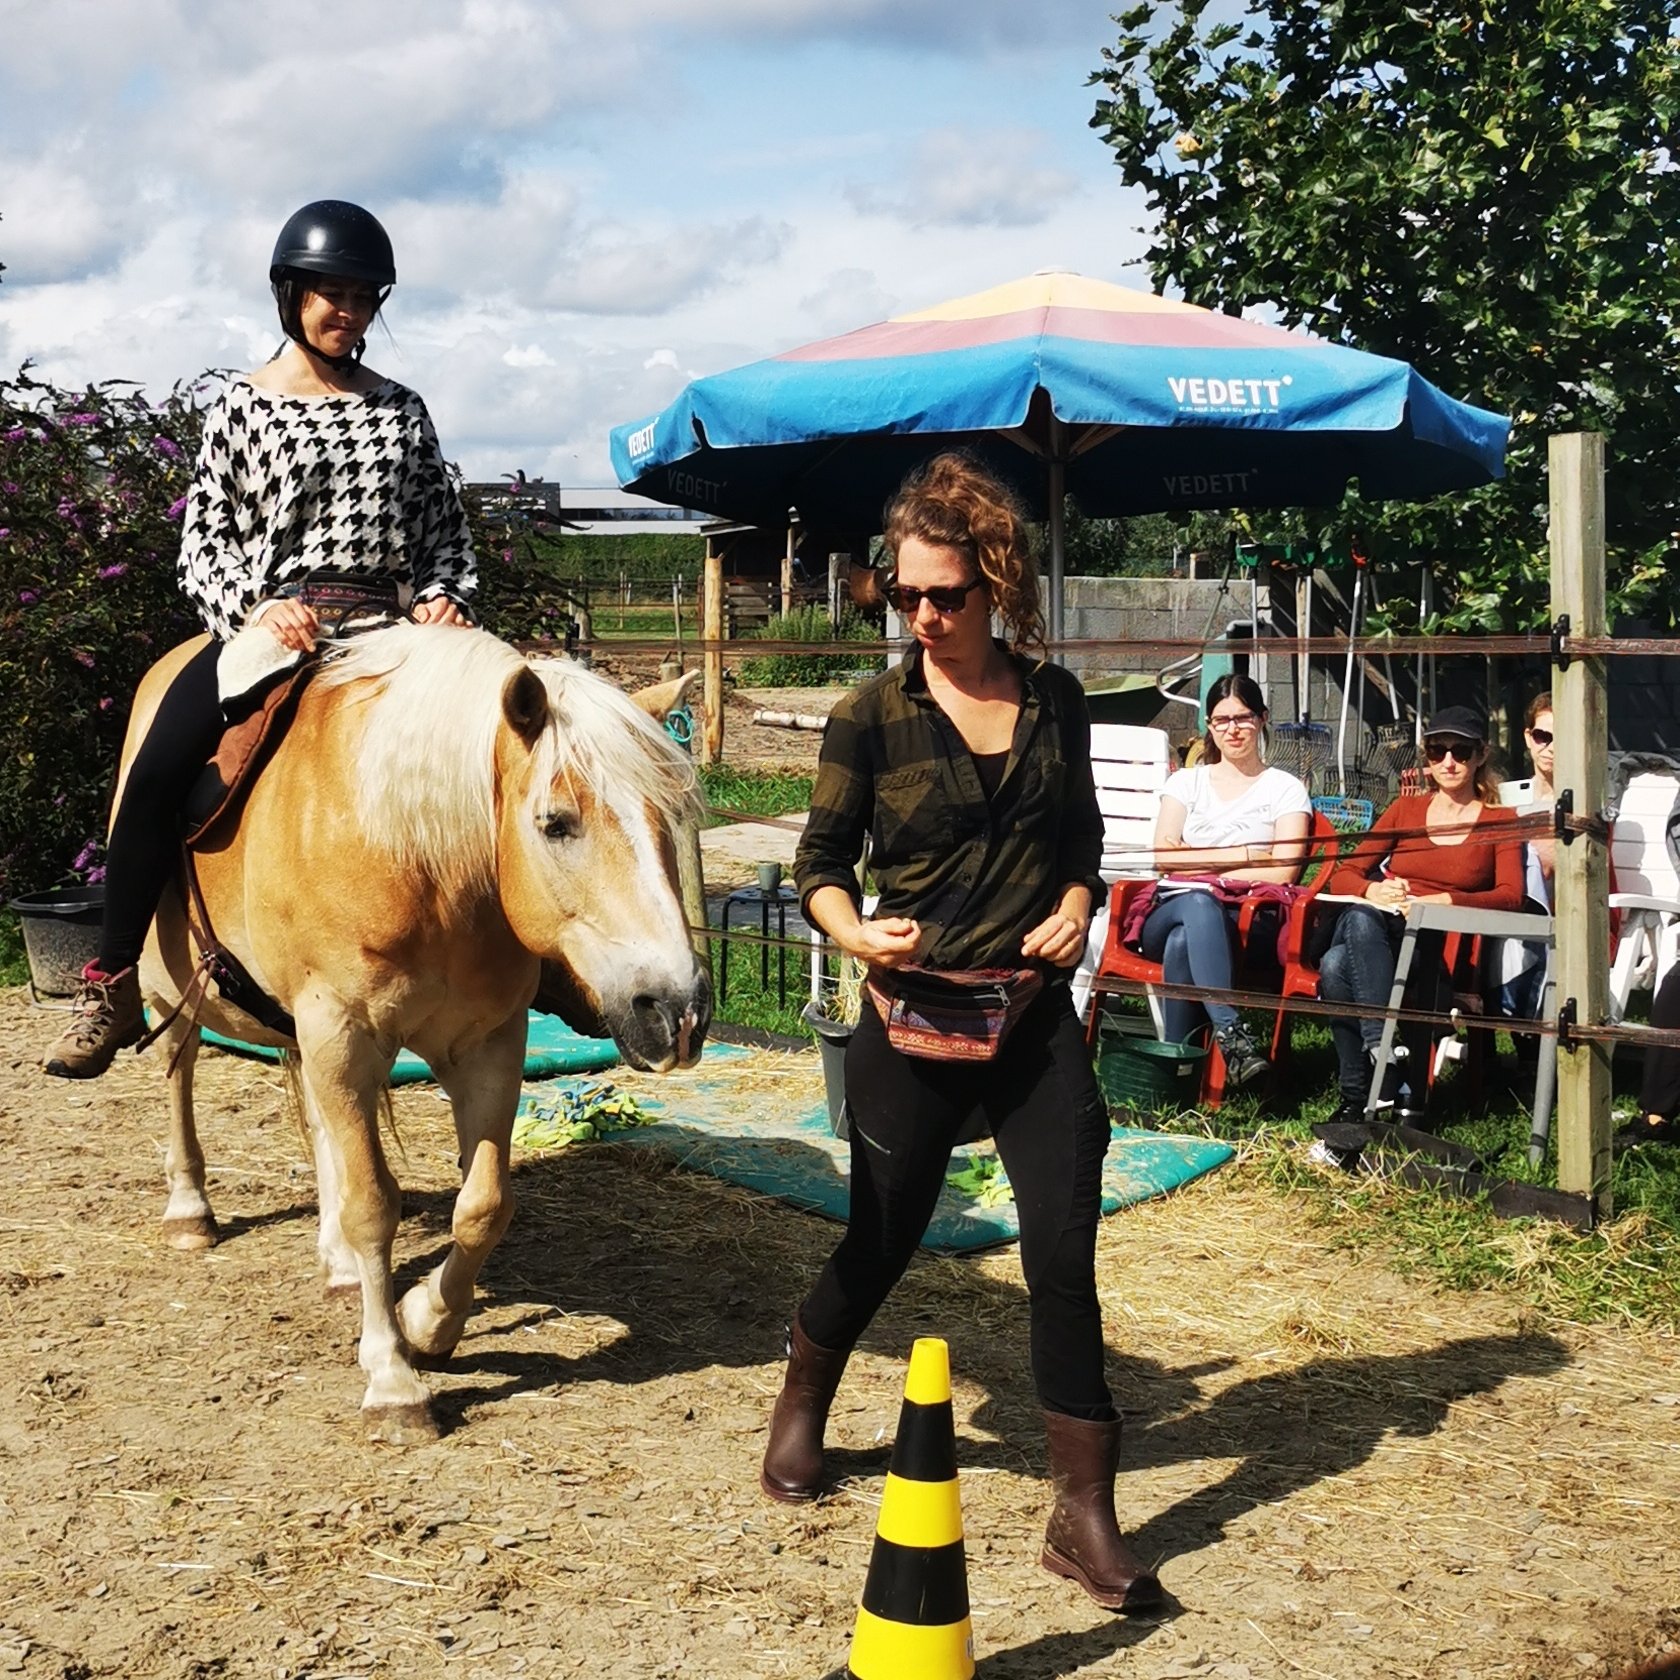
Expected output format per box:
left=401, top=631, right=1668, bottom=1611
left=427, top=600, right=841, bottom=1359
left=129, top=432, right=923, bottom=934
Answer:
left=200, top=1009, right=619, bottom=1085
left=540, top=1046, right=1233, bottom=1255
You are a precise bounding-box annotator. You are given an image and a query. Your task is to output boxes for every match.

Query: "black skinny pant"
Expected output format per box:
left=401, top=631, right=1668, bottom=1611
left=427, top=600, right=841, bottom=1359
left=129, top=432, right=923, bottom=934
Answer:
left=98, top=639, right=225, bottom=973
left=1640, top=962, right=1680, bottom=1119
left=800, top=984, right=1115, bottom=1420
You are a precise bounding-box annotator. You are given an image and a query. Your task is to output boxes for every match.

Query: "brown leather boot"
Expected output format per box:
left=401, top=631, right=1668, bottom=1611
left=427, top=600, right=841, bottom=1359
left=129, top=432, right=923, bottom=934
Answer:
left=1040, top=1409, right=1162, bottom=1612
left=760, top=1315, right=850, bottom=1503
left=42, top=965, right=144, bottom=1080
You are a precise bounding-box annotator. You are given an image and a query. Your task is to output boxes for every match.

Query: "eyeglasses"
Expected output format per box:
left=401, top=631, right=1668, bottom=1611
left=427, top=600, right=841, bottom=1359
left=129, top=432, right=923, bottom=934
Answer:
left=1528, top=727, right=1554, bottom=747
left=886, top=578, right=985, bottom=615
left=1208, top=711, right=1260, bottom=733
left=1424, top=737, right=1481, bottom=763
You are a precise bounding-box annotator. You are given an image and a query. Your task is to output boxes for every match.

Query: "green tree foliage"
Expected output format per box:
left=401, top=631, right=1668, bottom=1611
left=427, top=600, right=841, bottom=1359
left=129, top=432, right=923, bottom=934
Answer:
left=1060, top=500, right=1243, bottom=576
left=735, top=605, right=885, bottom=686
left=0, top=367, right=204, bottom=897
left=1091, top=0, right=1680, bottom=628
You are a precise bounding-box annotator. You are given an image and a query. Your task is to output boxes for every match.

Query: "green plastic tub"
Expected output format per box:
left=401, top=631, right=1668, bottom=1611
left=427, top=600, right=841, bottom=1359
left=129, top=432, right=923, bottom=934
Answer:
left=1096, top=1027, right=1208, bottom=1115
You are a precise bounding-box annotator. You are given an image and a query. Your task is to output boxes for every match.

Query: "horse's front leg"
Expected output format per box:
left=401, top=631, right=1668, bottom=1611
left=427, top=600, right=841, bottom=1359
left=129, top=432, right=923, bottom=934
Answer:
left=295, top=1011, right=437, bottom=1444
left=159, top=1021, right=219, bottom=1250
left=395, top=1007, right=525, bottom=1362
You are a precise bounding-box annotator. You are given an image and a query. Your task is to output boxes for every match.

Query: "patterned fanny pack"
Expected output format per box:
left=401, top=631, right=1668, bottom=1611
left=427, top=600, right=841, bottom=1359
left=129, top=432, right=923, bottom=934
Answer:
left=279, top=571, right=404, bottom=633
left=865, top=963, right=1045, bottom=1062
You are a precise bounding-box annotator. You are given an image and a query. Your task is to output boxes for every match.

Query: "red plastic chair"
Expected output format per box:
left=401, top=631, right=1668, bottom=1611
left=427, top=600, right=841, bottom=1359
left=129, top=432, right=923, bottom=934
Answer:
left=1087, top=811, right=1339, bottom=1108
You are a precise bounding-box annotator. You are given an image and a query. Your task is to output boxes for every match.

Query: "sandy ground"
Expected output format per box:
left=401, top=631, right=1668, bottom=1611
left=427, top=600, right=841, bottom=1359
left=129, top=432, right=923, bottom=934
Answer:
left=3, top=985, right=1680, bottom=1679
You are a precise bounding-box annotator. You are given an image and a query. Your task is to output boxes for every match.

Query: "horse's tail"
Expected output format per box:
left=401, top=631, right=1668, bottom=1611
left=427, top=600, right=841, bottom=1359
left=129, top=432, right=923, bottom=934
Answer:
left=281, top=1049, right=405, bottom=1158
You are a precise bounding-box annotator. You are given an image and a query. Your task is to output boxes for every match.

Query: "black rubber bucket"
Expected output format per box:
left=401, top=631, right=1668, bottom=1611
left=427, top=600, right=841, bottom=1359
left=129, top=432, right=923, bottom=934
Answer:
left=8, top=886, right=104, bottom=997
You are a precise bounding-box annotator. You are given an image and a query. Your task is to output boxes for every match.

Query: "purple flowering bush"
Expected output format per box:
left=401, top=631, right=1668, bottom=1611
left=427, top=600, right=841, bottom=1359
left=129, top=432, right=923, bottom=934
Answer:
left=0, top=365, right=205, bottom=900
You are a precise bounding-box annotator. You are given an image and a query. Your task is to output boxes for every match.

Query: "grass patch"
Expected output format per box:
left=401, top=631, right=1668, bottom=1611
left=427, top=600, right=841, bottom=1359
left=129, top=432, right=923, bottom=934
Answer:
left=698, top=765, right=814, bottom=828
left=1101, top=1008, right=1680, bottom=1328
left=591, top=604, right=701, bottom=640
left=707, top=934, right=810, bottom=1039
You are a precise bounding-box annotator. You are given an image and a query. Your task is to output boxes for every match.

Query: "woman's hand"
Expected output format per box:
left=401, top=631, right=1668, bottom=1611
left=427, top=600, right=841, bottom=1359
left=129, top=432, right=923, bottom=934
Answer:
left=257, top=598, right=320, bottom=652
left=1022, top=884, right=1092, bottom=967
left=1021, top=908, right=1088, bottom=967
left=1366, top=876, right=1410, bottom=911
left=845, top=916, right=921, bottom=969
left=412, top=596, right=471, bottom=628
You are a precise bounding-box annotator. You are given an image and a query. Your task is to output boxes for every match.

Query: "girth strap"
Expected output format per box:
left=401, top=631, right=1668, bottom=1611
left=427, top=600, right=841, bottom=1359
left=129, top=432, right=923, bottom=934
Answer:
left=136, top=848, right=297, bottom=1071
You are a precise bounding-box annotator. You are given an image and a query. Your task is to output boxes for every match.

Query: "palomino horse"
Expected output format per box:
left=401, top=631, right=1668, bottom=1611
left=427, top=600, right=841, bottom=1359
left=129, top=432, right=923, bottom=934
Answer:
left=120, top=623, right=711, bottom=1442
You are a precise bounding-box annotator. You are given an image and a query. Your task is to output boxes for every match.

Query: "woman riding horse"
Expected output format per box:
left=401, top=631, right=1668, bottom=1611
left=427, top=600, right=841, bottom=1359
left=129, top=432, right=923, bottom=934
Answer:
left=43, top=199, right=476, bottom=1079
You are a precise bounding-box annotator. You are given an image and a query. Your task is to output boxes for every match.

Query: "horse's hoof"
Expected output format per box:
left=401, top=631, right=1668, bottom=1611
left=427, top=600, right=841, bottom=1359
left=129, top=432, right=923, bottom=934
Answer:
left=363, top=1402, right=439, bottom=1446
left=163, top=1216, right=219, bottom=1251
left=395, top=1289, right=465, bottom=1361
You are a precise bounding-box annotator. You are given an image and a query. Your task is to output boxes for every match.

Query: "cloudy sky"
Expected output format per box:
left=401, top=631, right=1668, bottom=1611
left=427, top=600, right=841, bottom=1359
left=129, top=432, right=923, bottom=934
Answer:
left=0, top=0, right=1154, bottom=489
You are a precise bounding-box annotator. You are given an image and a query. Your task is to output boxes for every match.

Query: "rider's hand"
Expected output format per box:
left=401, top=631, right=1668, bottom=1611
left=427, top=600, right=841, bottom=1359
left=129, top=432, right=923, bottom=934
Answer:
left=846, top=916, right=921, bottom=970
left=256, top=598, right=319, bottom=652
left=412, top=595, right=470, bottom=628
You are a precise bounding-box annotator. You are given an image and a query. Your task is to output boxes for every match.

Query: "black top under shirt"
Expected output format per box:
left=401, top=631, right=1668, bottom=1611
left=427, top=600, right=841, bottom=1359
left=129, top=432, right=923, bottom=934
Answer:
left=973, top=749, right=1010, bottom=803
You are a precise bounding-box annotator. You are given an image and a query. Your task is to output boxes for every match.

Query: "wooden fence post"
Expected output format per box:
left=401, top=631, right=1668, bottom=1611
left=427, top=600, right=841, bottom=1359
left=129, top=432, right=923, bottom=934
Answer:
left=674, top=818, right=711, bottom=981
left=702, top=544, right=725, bottom=766
left=782, top=524, right=796, bottom=616
left=1548, top=431, right=1613, bottom=1218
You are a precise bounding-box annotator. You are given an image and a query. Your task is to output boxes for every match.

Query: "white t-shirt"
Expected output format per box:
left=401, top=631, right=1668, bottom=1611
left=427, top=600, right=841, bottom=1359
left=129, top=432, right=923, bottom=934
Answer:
left=1161, top=763, right=1312, bottom=849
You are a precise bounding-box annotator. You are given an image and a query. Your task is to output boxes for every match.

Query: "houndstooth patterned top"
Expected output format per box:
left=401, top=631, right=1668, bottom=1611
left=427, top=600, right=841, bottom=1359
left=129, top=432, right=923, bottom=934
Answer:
left=177, top=378, right=477, bottom=641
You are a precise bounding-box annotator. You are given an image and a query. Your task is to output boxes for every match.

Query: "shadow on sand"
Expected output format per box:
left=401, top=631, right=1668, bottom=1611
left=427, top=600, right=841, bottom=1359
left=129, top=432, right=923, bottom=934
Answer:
left=226, top=1123, right=1569, bottom=1680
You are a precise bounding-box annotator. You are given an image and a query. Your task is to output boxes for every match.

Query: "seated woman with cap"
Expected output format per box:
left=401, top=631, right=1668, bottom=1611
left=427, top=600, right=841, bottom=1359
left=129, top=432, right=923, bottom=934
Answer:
left=1314, top=707, right=1524, bottom=1126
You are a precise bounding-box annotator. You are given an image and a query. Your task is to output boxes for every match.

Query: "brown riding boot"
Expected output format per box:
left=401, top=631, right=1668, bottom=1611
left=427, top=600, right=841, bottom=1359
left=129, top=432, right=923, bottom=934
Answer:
left=1040, top=1409, right=1163, bottom=1612
left=42, top=964, right=144, bottom=1080
left=760, top=1315, right=851, bottom=1503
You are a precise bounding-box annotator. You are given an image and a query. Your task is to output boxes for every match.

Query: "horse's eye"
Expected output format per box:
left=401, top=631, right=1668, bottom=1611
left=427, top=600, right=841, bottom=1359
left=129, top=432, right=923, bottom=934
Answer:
left=541, top=810, right=581, bottom=842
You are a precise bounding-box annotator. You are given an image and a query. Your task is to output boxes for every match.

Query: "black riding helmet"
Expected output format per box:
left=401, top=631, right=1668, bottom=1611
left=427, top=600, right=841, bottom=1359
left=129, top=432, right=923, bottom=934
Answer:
left=269, top=199, right=394, bottom=369
left=270, top=199, right=395, bottom=286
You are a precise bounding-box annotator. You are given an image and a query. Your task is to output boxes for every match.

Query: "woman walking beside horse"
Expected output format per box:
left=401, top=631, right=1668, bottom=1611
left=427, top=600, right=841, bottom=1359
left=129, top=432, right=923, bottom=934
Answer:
left=42, top=198, right=475, bottom=1079
left=766, top=453, right=1161, bottom=1613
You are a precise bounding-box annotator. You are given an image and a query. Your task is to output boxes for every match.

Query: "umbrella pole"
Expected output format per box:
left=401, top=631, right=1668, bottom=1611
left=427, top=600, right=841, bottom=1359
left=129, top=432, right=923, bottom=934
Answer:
left=1337, top=553, right=1365, bottom=797
left=1047, top=446, right=1066, bottom=662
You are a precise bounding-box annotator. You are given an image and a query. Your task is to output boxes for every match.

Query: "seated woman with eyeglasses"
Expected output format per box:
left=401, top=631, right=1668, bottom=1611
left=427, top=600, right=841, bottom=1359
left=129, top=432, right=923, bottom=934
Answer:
left=1314, top=706, right=1523, bottom=1126
left=1494, top=692, right=1557, bottom=1066
left=1137, top=674, right=1311, bottom=1087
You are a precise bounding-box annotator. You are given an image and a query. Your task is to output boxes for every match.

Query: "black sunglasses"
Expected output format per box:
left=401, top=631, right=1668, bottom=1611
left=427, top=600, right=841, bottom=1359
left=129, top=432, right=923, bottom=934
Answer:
left=886, top=578, right=985, bottom=615
left=1529, top=727, right=1554, bottom=747
left=1424, top=736, right=1481, bottom=763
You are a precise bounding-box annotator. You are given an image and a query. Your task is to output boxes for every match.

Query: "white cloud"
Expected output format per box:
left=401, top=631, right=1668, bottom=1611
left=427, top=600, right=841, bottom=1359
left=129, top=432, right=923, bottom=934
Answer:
left=796, top=268, right=898, bottom=337
left=848, top=127, right=1078, bottom=228
left=0, top=0, right=1154, bottom=496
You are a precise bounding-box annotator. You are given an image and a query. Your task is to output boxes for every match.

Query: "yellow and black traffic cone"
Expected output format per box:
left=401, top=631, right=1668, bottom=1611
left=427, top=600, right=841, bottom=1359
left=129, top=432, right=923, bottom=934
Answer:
left=841, top=1336, right=974, bottom=1680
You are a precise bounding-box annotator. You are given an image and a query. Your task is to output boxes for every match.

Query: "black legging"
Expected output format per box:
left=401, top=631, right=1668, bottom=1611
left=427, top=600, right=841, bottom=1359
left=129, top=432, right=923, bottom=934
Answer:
left=800, top=983, right=1115, bottom=1419
left=98, top=639, right=225, bottom=973
left=1640, top=963, right=1680, bottom=1120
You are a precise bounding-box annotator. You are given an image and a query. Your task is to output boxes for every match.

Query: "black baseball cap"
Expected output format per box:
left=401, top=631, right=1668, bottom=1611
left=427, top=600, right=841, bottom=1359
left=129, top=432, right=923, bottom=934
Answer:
left=1424, top=706, right=1486, bottom=742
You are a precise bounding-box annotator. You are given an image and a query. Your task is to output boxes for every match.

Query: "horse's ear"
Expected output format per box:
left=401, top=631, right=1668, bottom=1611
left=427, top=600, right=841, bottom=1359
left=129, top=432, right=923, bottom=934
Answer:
left=632, top=669, right=700, bottom=720
left=501, top=666, right=549, bottom=746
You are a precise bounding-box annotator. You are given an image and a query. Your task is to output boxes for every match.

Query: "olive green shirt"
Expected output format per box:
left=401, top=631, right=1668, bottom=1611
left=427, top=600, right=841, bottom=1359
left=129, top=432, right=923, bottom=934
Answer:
left=794, top=644, right=1105, bottom=971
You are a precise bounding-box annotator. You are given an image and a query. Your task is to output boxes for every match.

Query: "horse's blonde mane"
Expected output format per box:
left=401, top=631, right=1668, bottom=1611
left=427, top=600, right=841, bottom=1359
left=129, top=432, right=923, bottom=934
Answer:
left=316, top=624, right=702, bottom=897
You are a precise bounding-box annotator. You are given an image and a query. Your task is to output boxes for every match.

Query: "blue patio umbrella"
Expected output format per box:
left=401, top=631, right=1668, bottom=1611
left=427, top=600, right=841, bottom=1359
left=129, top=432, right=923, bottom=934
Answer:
left=610, top=271, right=1510, bottom=643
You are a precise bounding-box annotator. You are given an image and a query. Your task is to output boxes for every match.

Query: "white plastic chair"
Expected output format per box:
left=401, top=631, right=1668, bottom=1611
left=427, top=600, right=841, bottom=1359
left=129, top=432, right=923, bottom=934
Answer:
left=1072, top=723, right=1174, bottom=1022
left=1608, top=771, right=1680, bottom=1020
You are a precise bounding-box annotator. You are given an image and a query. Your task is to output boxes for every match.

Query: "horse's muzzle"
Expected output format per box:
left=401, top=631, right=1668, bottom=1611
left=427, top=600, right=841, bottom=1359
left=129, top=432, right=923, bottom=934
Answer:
left=617, top=966, right=712, bottom=1072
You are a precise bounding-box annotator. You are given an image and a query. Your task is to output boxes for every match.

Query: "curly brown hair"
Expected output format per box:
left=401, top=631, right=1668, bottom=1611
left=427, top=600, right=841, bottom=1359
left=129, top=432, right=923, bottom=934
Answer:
left=882, top=452, right=1044, bottom=652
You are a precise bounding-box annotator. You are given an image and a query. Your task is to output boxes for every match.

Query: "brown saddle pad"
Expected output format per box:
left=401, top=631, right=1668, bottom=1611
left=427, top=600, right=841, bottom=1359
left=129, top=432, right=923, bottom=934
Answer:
left=183, top=663, right=316, bottom=847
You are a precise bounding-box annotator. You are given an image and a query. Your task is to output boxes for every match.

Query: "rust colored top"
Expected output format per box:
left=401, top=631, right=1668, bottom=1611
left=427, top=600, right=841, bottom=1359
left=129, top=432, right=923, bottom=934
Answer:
left=1326, top=796, right=1524, bottom=909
